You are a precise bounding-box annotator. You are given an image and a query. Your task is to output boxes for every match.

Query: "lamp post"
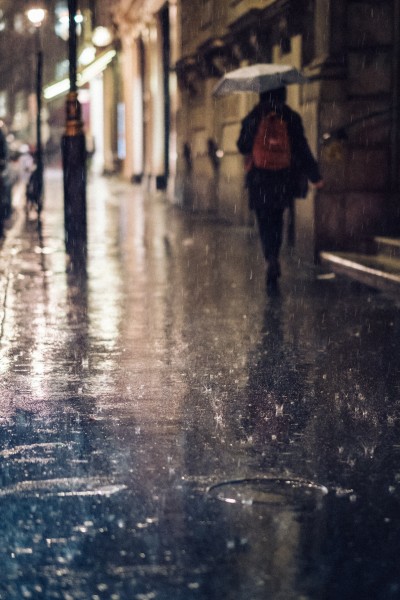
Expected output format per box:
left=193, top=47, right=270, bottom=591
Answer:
left=62, top=0, right=87, bottom=255
left=26, top=6, right=46, bottom=206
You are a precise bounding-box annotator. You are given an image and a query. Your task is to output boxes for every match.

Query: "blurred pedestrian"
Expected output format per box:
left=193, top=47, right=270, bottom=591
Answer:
left=237, top=86, right=323, bottom=287
left=0, top=124, right=12, bottom=221
left=19, top=145, right=34, bottom=183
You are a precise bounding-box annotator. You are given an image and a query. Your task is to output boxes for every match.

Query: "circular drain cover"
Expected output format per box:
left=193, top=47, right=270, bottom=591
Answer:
left=208, top=478, right=328, bottom=509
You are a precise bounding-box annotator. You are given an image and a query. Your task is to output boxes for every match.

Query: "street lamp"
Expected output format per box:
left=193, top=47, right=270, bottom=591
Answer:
left=26, top=5, right=47, bottom=207
left=61, top=0, right=87, bottom=254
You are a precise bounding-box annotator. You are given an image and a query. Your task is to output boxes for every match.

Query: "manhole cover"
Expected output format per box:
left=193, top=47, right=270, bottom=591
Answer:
left=208, top=477, right=328, bottom=509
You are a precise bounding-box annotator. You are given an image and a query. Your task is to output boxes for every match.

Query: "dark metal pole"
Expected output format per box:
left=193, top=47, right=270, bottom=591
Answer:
left=391, top=0, right=400, bottom=193
left=62, top=0, right=87, bottom=257
left=36, top=28, right=44, bottom=204
left=68, top=0, right=77, bottom=93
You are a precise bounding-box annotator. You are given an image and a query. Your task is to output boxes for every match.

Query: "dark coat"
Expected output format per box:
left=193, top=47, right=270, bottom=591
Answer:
left=237, top=103, right=321, bottom=210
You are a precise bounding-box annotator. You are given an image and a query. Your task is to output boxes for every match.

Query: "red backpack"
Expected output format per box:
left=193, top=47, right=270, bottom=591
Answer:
left=252, top=112, right=291, bottom=170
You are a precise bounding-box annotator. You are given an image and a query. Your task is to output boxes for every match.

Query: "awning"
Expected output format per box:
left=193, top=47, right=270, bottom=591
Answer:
left=44, top=49, right=117, bottom=101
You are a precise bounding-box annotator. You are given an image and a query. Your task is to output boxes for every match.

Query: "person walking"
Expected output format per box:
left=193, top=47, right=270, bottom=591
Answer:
left=237, top=86, right=323, bottom=287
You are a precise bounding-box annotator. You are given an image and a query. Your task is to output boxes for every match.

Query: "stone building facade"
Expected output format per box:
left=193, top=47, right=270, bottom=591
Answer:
left=0, top=0, right=119, bottom=172
left=112, top=0, right=400, bottom=263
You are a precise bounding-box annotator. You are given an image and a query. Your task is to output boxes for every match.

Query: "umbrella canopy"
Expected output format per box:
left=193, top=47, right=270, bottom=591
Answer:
left=212, top=63, right=309, bottom=97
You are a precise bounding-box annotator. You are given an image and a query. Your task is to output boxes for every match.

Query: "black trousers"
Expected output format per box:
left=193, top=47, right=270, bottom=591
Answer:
left=255, top=208, right=285, bottom=261
left=247, top=169, right=291, bottom=262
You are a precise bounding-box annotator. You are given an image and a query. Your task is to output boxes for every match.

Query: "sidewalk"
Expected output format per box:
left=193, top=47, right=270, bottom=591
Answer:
left=0, top=170, right=399, bottom=600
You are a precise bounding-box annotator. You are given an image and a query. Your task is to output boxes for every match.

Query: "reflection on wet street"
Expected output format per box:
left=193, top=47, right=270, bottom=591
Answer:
left=0, top=171, right=399, bottom=599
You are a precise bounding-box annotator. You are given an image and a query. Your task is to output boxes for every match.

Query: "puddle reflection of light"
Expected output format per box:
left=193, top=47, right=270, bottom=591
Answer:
left=88, top=180, right=122, bottom=353
left=0, top=275, right=16, bottom=378
left=29, top=310, right=49, bottom=399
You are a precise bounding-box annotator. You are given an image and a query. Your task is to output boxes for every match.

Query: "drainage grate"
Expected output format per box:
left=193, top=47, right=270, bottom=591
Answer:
left=207, top=477, right=329, bottom=510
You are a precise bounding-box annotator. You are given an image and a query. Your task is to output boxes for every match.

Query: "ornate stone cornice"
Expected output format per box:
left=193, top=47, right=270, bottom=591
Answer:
left=112, top=0, right=172, bottom=27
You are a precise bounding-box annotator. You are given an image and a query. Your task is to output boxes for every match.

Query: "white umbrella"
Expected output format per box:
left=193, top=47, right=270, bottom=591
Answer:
left=212, top=63, right=309, bottom=97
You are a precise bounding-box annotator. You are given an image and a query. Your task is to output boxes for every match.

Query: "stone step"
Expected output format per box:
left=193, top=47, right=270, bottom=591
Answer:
left=374, top=236, right=400, bottom=258
left=319, top=250, right=400, bottom=296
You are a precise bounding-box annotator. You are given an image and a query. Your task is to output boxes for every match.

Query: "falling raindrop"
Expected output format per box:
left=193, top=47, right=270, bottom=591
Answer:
left=362, top=444, right=376, bottom=459
left=188, top=582, right=200, bottom=590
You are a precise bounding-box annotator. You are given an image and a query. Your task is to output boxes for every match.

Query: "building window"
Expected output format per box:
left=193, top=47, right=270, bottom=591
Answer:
left=117, top=103, right=126, bottom=160
left=55, top=60, right=69, bottom=80
left=278, top=17, right=291, bottom=56
left=201, top=0, right=212, bottom=29
left=0, top=10, right=6, bottom=32
left=14, top=13, right=24, bottom=33
left=0, top=92, right=7, bottom=118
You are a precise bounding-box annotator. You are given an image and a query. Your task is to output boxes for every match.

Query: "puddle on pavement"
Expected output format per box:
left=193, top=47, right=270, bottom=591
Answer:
left=207, top=477, right=329, bottom=510
left=0, top=476, right=127, bottom=498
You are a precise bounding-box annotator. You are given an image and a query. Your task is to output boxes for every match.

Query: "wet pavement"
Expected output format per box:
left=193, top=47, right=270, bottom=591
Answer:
left=0, top=170, right=400, bottom=599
